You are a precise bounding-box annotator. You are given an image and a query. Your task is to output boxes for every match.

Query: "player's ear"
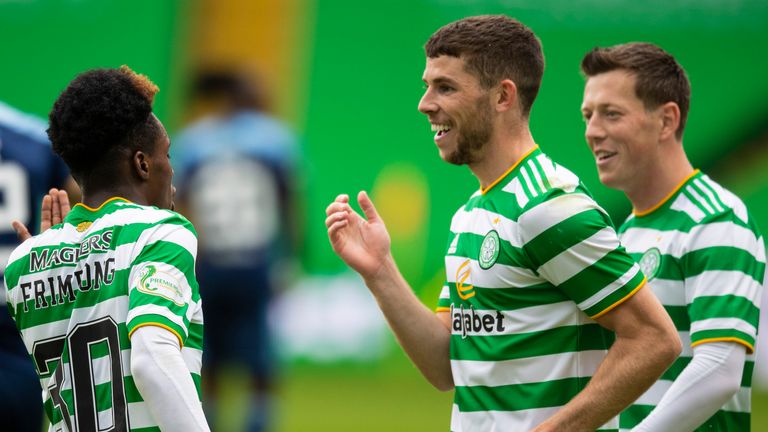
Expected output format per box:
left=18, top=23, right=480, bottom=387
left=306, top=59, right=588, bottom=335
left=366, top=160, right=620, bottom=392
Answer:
left=495, top=79, right=517, bottom=112
left=658, top=102, right=681, bottom=141
left=132, top=150, right=151, bottom=180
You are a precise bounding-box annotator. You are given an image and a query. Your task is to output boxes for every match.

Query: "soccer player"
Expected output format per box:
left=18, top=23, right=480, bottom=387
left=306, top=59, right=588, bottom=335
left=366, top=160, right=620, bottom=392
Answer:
left=3, top=66, right=209, bottom=431
left=580, top=43, right=764, bottom=431
left=0, top=100, right=73, bottom=431
left=326, top=15, right=681, bottom=431
left=173, top=69, right=300, bottom=431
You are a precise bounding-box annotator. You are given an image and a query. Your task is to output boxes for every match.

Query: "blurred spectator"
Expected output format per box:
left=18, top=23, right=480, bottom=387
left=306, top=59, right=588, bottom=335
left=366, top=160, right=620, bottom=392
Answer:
left=0, top=100, right=76, bottom=431
left=172, top=68, right=300, bottom=432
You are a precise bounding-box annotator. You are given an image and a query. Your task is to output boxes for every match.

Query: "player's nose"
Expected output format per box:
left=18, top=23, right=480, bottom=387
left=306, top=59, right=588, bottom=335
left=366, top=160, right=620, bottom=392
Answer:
left=418, top=89, right=438, bottom=115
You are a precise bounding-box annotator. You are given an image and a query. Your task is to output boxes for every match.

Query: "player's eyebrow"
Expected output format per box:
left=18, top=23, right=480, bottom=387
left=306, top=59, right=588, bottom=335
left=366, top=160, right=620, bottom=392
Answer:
left=423, top=76, right=459, bottom=86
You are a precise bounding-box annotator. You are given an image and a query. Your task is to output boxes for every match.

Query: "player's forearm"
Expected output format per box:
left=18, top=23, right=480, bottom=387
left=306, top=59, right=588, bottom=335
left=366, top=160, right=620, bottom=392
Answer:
left=633, top=342, right=745, bottom=432
left=534, top=325, right=679, bottom=431
left=364, top=256, right=454, bottom=391
left=131, top=326, right=210, bottom=432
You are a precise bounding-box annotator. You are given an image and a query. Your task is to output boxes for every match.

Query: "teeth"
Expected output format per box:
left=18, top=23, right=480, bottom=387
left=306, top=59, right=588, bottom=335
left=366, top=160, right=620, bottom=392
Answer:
left=431, top=124, right=451, bottom=132
left=595, top=151, right=616, bottom=160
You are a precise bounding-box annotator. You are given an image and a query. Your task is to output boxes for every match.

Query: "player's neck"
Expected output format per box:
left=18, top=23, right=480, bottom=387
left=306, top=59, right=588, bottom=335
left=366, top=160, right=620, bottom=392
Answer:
left=470, top=127, right=536, bottom=191
left=626, top=145, right=694, bottom=214
left=80, top=186, right=147, bottom=209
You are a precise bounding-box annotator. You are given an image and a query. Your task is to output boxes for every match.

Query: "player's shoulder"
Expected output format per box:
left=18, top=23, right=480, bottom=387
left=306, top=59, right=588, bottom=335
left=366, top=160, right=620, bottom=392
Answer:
left=499, top=151, right=590, bottom=211
left=492, top=151, right=608, bottom=241
left=670, top=172, right=754, bottom=228
left=125, top=203, right=195, bottom=233
left=86, top=201, right=197, bottom=240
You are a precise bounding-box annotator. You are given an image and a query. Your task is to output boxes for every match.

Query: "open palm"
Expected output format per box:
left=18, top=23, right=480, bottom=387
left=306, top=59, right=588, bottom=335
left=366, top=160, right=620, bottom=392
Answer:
left=325, top=191, right=392, bottom=279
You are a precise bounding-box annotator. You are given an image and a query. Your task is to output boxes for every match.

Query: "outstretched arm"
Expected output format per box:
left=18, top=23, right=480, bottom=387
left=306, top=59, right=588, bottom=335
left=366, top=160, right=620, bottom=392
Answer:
left=326, top=191, right=453, bottom=390
left=12, top=188, right=71, bottom=241
left=532, top=286, right=681, bottom=431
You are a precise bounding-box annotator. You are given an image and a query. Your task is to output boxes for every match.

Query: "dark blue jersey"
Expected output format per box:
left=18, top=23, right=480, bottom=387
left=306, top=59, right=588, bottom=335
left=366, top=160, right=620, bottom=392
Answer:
left=172, top=111, right=297, bottom=270
left=0, top=101, right=69, bottom=355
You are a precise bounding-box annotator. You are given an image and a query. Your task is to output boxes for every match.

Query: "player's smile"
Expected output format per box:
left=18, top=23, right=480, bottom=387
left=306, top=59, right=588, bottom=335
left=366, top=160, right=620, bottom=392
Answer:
left=432, top=122, right=452, bottom=141
left=594, top=149, right=618, bottom=167
left=582, top=70, right=664, bottom=193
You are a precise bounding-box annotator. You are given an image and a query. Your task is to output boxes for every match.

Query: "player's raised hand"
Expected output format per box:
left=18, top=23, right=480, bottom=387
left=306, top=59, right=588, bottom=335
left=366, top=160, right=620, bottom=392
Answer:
left=326, top=191, right=392, bottom=279
left=11, top=188, right=72, bottom=242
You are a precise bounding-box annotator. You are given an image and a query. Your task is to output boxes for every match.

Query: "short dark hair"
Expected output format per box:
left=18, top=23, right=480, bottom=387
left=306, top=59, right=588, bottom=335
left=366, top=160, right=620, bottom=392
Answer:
left=48, top=66, right=162, bottom=182
left=425, top=15, right=544, bottom=116
left=581, top=42, right=691, bottom=140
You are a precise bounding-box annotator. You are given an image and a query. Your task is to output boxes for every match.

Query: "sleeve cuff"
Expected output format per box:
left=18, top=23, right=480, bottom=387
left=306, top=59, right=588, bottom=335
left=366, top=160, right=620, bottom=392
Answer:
left=128, top=314, right=186, bottom=348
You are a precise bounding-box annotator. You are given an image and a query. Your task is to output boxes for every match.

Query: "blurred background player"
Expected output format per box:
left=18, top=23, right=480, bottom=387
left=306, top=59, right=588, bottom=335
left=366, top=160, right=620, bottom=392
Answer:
left=173, top=68, right=301, bottom=432
left=0, top=100, right=75, bottom=431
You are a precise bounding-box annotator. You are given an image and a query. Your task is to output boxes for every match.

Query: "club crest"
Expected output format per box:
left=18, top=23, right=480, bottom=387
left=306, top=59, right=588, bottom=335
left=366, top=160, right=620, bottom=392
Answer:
left=478, top=230, right=500, bottom=269
left=639, top=247, right=661, bottom=281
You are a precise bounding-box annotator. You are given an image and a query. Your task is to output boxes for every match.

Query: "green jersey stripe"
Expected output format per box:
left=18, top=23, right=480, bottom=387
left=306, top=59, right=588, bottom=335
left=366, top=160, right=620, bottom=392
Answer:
left=519, top=165, right=538, bottom=198
left=449, top=323, right=611, bottom=361
left=445, top=255, right=542, bottom=289
left=528, top=157, right=552, bottom=190
left=685, top=185, right=716, bottom=215
left=455, top=377, right=589, bottom=412
left=693, top=178, right=725, bottom=212
left=681, top=187, right=710, bottom=217
left=680, top=247, right=764, bottom=283
left=689, top=295, right=759, bottom=328
left=518, top=192, right=607, bottom=246
left=447, top=283, right=567, bottom=311
left=451, top=349, right=605, bottom=387
left=556, top=249, right=641, bottom=308
left=526, top=212, right=615, bottom=271
left=526, top=160, right=547, bottom=194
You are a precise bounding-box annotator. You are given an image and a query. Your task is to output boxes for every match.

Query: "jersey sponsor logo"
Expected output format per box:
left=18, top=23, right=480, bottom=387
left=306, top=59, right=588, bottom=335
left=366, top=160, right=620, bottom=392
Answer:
left=29, top=230, right=112, bottom=272
left=450, top=303, right=505, bottom=339
left=456, top=259, right=475, bottom=300
left=478, top=230, right=500, bottom=269
left=137, top=264, right=185, bottom=306
left=639, top=247, right=661, bottom=281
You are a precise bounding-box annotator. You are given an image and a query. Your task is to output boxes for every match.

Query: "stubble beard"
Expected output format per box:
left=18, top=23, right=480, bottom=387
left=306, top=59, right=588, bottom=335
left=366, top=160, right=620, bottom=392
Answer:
left=445, top=96, right=494, bottom=166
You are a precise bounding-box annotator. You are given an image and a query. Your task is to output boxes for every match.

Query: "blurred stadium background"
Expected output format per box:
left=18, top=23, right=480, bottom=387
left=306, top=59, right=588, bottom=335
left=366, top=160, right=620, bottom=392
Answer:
left=1, top=0, right=767, bottom=430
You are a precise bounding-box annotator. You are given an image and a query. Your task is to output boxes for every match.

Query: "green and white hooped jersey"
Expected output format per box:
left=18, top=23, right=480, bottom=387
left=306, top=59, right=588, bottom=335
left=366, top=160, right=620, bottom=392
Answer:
left=436, top=147, right=645, bottom=432
left=618, top=170, right=764, bottom=432
left=3, top=198, right=204, bottom=432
